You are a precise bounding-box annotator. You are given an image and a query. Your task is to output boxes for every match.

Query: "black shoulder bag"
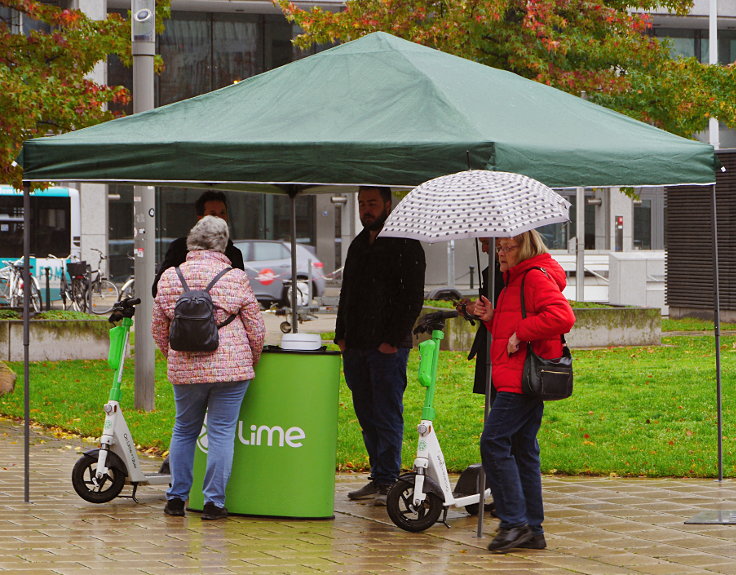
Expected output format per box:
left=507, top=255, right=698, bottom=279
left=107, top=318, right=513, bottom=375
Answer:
left=520, top=267, right=573, bottom=401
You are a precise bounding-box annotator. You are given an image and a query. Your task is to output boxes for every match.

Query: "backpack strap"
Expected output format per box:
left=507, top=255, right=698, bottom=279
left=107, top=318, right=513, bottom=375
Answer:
left=174, top=266, right=189, bottom=292
left=205, top=266, right=233, bottom=291
left=520, top=266, right=567, bottom=345
left=206, top=267, right=237, bottom=329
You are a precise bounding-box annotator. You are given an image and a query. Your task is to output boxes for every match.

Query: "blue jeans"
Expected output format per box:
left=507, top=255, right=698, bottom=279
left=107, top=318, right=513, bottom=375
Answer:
left=480, top=391, right=545, bottom=534
left=342, top=347, right=409, bottom=485
left=167, top=380, right=249, bottom=508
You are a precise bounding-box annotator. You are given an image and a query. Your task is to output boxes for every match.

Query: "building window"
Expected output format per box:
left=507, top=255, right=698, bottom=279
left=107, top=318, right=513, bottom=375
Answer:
left=654, top=27, right=736, bottom=64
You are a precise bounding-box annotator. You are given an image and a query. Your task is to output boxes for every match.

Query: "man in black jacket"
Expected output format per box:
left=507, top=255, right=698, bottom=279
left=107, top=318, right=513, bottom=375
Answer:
left=151, top=190, right=245, bottom=297
left=335, top=186, right=425, bottom=506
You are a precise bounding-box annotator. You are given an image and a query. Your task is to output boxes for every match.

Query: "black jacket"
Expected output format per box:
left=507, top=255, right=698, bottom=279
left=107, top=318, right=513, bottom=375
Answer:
left=468, top=263, right=505, bottom=394
left=151, top=237, right=245, bottom=297
left=335, top=229, right=425, bottom=349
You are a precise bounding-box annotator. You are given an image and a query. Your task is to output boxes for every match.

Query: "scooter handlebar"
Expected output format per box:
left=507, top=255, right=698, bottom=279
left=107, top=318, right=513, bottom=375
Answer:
left=413, top=310, right=458, bottom=335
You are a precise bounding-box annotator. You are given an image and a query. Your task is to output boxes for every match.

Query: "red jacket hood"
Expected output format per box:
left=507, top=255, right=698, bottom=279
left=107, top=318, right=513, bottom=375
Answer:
left=504, top=253, right=567, bottom=292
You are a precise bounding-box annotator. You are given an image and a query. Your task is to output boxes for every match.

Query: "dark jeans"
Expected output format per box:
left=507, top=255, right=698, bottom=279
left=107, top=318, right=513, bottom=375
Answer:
left=480, top=391, right=545, bottom=534
left=342, top=347, right=409, bottom=485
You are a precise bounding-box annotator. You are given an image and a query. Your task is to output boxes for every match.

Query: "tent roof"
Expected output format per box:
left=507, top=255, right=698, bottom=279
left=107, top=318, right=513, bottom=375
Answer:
left=21, top=32, right=716, bottom=190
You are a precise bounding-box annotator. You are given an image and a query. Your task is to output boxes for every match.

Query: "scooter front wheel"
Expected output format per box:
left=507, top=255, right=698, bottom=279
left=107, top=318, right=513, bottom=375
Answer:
left=386, top=477, right=444, bottom=532
left=71, top=453, right=126, bottom=503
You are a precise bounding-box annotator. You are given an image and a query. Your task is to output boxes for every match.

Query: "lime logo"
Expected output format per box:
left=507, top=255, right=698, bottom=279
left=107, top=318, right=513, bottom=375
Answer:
left=196, top=420, right=305, bottom=453
left=237, top=422, right=306, bottom=448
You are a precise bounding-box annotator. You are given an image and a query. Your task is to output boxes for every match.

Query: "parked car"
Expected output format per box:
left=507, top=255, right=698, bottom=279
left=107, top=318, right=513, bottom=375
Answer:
left=233, top=240, right=325, bottom=307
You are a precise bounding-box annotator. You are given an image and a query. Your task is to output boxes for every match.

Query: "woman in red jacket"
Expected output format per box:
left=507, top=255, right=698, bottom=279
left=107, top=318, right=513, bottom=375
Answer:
left=475, top=230, right=575, bottom=553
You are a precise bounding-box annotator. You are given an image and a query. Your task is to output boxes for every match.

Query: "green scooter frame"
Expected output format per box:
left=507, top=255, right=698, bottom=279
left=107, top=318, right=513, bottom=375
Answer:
left=386, top=310, right=493, bottom=532
left=71, top=298, right=171, bottom=503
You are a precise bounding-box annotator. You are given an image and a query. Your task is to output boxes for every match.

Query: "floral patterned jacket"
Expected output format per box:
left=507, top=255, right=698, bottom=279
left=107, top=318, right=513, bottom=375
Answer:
left=152, top=250, right=265, bottom=385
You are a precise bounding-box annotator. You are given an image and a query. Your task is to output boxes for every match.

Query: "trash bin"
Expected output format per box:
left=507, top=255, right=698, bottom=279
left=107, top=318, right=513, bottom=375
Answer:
left=188, top=344, right=341, bottom=518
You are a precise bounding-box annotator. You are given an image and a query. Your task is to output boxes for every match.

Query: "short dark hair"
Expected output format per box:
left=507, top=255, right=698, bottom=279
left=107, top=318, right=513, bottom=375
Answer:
left=358, top=185, right=392, bottom=204
left=195, top=190, right=228, bottom=217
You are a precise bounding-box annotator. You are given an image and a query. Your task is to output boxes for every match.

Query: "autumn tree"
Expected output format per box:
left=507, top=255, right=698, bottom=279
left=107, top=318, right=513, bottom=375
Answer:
left=276, top=0, right=736, bottom=139
left=0, top=0, right=169, bottom=189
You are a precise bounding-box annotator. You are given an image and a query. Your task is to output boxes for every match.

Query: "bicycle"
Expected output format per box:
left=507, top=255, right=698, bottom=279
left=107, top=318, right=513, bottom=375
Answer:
left=117, top=254, right=135, bottom=301
left=0, top=258, right=42, bottom=313
left=86, top=248, right=119, bottom=315
left=65, top=249, right=119, bottom=314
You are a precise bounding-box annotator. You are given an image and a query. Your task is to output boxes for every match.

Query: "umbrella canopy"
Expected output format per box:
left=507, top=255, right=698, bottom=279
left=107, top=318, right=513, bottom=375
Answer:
left=380, top=170, right=571, bottom=243
left=21, top=32, right=715, bottom=189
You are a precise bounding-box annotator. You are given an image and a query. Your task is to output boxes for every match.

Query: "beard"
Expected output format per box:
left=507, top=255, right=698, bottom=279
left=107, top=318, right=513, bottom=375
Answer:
left=361, top=210, right=389, bottom=231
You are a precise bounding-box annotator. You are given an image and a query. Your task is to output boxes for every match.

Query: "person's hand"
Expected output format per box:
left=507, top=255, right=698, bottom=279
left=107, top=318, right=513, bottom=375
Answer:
left=455, top=298, right=477, bottom=316
left=378, top=342, right=398, bottom=354
left=507, top=332, right=521, bottom=355
left=474, top=295, right=494, bottom=322
left=337, top=339, right=346, bottom=353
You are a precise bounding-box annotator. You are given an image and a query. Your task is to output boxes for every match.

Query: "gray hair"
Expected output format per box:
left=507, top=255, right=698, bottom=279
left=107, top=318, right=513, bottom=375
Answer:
left=186, top=215, right=229, bottom=253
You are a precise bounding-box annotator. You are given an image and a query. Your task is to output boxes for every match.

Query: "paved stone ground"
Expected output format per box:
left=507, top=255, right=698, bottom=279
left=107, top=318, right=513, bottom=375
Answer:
left=2, top=418, right=736, bottom=574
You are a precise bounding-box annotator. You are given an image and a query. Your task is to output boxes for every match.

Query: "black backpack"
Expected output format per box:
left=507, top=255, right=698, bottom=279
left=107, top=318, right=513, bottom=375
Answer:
left=169, top=266, right=237, bottom=352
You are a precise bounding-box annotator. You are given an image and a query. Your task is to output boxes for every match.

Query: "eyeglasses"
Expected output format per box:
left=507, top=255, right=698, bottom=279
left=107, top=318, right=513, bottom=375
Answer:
left=495, top=245, right=519, bottom=254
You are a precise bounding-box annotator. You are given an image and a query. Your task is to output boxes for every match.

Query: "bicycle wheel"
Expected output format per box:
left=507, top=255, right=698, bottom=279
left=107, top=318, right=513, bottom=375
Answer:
left=71, top=280, right=88, bottom=312
left=89, top=279, right=119, bottom=315
left=29, top=279, right=41, bottom=313
left=119, top=278, right=135, bottom=301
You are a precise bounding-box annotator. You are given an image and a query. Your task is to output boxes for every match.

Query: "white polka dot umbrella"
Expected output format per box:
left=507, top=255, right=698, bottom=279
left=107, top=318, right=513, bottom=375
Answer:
left=380, top=170, right=570, bottom=242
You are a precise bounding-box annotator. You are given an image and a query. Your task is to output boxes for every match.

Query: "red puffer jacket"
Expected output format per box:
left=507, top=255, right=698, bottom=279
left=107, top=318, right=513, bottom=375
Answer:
left=485, top=252, right=575, bottom=394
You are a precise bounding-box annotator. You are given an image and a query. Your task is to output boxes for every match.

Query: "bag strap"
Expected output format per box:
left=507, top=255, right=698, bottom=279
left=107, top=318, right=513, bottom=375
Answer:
left=520, top=266, right=567, bottom=345
left=519, top=266, right=547, bottom=319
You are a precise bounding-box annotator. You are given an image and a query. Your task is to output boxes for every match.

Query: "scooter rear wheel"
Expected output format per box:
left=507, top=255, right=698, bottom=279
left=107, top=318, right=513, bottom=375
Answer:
left=71, top=453, right=126, bottom=503
left=386, top=478, right=444, bottom=532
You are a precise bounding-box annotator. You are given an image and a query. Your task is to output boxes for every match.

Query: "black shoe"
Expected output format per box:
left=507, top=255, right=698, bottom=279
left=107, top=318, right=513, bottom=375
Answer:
left=348, top=481, right=379, bottom=500
left=487, top=525, right=533, bottom=553
left=164, top=497, right=185, bottom=517
left=517, top=533, right=546, bottom=549
left=373, top=483, right=393, bottom=507
left=202, top=502, right=228, bottom=520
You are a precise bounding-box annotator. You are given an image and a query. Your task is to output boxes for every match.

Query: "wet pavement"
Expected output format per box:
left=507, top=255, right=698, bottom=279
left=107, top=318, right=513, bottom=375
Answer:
left=2, top=417, right=736, bottom=574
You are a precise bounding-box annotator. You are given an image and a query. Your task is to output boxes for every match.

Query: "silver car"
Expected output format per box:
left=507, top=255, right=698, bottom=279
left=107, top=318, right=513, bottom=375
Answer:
left=233, top=240, right=325, bottom=307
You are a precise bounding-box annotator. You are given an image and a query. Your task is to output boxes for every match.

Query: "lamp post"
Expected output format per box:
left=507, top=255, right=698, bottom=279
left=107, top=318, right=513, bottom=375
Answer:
left=132, top=0, right=156, bottom=410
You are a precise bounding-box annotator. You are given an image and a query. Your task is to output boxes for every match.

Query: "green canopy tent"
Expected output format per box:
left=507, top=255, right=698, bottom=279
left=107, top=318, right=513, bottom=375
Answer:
left=19, top=32, right=723, bottom=508
left=22, top=32, right=716, bottom=188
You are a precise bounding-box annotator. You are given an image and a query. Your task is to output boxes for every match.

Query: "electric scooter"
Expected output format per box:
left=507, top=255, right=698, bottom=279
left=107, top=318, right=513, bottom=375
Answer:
left=71, top=297, right=171, bottom=503
left=386, top=310, right=493, bottom=532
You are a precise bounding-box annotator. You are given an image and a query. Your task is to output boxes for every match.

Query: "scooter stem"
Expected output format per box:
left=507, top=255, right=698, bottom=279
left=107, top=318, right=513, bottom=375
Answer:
left=107, top=316, right=132, bottom=402
left=418, top=328, right=444, bottom=420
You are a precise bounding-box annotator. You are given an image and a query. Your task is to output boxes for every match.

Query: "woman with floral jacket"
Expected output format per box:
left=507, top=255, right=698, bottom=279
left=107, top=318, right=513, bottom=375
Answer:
left=152, top=215, right=265, bottom=520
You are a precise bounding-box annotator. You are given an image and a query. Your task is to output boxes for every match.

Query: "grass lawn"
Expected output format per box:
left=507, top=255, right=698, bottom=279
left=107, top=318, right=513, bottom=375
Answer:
left=2, top=327, right=735, bottom=478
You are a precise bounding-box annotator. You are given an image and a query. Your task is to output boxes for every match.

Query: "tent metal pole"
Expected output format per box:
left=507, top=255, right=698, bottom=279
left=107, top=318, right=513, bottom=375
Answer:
left=711, top=183, right=723, bottom=481
left=289, top=191, right=299, bottom=333
left=23, top=181, right=31, bottom=503
left=476, top=240, right=495, bottom=538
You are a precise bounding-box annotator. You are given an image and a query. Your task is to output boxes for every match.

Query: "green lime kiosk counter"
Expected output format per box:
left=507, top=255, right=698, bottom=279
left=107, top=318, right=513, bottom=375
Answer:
left=189, top=346, right=341, bottom=518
